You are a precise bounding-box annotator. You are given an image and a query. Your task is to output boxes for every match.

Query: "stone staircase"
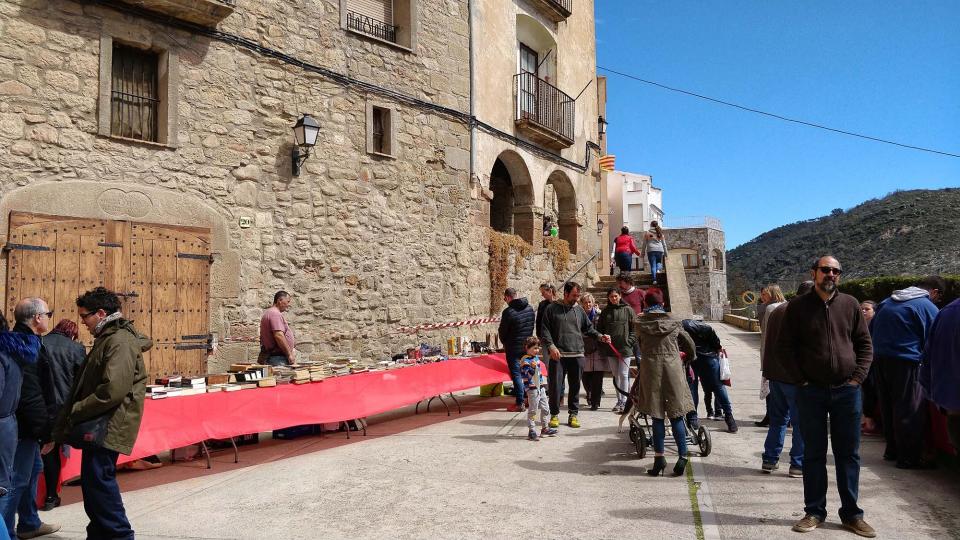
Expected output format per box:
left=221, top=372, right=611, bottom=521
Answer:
left=585, top=271, right=668, bottom=311
left=584, top=255, right=694, bottom=318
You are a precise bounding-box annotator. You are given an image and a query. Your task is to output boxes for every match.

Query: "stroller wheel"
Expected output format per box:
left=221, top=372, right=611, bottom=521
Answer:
left=629, top=425, right=639, bottom=444
left=698, top=426, right=712, bottom=457
left=635, top=429, right=648, bottom=459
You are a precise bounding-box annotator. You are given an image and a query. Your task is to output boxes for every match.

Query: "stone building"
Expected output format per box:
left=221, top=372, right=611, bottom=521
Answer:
left=606, top=169, right=662, bottom=270
left=0, top=0, right=602, bottom=375
left=662, top=218, right=728, bottom=320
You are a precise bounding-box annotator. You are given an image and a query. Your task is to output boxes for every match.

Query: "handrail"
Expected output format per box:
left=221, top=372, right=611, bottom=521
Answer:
left=564, top=250, right=600, bottom=285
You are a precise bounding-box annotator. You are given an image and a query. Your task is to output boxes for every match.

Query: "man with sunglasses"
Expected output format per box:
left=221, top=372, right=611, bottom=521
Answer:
left=778, top=256, right=875, bottom=538
left=1, top=298, right=59, bottom=539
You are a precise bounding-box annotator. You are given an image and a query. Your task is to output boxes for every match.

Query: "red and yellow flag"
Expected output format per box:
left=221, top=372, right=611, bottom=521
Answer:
left=599, top=154, right=616, bottom=172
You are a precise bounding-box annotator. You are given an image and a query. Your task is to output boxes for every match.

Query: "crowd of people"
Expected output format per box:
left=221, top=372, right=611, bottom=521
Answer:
left=757, top=257, right=959, bottom=537
left=0, top=288, right=149, bottom=540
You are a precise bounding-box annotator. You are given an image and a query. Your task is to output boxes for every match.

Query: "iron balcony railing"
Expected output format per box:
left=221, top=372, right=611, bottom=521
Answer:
left=548, top=0, right=573, bottom=15
left=346, top=11, right=398, bottom=43
left=515, top=71, right=575, bottom=143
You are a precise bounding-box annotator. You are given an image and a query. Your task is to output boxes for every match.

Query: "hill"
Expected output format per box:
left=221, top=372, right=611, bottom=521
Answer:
left=727, top=188, right=960, bottom=296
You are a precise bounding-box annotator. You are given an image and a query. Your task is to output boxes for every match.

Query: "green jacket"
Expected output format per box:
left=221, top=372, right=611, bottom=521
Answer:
left=54, top=318, right=151, bottom=455
left=595, top=302, right=637, bottom=357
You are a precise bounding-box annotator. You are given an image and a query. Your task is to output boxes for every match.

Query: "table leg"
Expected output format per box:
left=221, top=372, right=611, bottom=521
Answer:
left=199, top=440, right=212, bottom=469
left=447, top=393, right=462, bottom=414
left=230, top=437, right=239, bottom=463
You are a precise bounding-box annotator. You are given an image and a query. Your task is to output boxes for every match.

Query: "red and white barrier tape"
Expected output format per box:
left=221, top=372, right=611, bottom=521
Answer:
left=395, top=316, right=501, bottom=334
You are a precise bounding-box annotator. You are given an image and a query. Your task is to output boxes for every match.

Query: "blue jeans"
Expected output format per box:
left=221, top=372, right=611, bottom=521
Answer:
left=0, top=416, right=16, bottom=496
left=652, top=417, right=687, bottom=456
left=614, top=252, right=633, bottom=272
left=81, top=446, right=134, bottom=540
left=796, top=383, right=863, bottom=523
left=763, top=380, right=804, bottom=467
left=686, top=371, right=700, bottom=426
left=506, top=355, right=524, bottom=406
left=693, top=355, right=733, bottom=417
left=647, top=251, right=664, bottom=282
left=0, top=440, right=41, bottom=538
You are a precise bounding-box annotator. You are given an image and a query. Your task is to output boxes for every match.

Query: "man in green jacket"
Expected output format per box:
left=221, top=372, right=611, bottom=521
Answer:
left=53, top=287, right=151, bottom=540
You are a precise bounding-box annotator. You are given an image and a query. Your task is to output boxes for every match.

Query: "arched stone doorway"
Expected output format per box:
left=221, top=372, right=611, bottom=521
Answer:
left=488, top=150, right=536, bottom=245
left=545, top=170, right=578, bottom=253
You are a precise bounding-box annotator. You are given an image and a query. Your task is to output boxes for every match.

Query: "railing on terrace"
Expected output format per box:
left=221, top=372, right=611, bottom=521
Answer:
left=346, top=11, right=398, bottom=43
left=547, top=0, right=572, bottom=14
left=514, top=71, right=575, bottom=143
left=664, top=216, right=723, bottom=230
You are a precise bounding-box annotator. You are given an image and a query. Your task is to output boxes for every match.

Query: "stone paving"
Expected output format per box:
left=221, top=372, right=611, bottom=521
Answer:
left=38, top=323, right=960, bottom=539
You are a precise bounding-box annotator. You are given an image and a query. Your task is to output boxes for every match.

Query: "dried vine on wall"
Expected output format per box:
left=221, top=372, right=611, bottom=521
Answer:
left=543, top=236, right=571, bottom=275
left=488, top=229, right=533, bottom=315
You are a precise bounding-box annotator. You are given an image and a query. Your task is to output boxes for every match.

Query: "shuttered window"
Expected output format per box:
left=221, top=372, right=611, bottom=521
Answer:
left=110, top=44, right=159, bottom=142
left=349, top=0, right=392, bottom=25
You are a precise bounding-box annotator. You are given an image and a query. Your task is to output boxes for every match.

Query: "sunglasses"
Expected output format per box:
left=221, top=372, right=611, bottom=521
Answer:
left=37, top=311, right=53, bottom=318
left=817, top=266, right=843, bottom=275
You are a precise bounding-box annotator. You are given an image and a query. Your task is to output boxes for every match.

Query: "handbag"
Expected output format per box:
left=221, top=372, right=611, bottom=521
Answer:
left=719, top=349, right=732, bottom=384
left=65, top=413, right=111, bottom=450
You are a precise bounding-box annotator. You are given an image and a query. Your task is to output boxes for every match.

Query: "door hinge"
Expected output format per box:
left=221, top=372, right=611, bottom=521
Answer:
left=3, top=243, right=51, bottom=252
left=174, top=343, right=212, bottom=351
left=177, top=253, right=213, bottom=262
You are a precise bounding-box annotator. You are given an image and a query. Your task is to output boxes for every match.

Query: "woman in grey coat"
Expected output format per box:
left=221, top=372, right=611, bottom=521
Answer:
left=632, top=288, right=696, bottom=477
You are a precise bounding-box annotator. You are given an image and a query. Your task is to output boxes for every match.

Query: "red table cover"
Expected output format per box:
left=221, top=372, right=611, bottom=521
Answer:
left=58, top=354, right=509, bottom=480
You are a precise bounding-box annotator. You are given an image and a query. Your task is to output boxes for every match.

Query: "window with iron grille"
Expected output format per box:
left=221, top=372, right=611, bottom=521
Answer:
left=111, top=44, right=159, bottom=142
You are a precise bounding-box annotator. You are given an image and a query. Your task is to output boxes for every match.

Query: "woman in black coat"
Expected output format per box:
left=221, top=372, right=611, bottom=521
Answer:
left=37, top=319, right=86, bottom=510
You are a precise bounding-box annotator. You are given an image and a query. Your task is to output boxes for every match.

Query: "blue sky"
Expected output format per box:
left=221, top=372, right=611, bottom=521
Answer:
left=595, top=1, right=960, bottom=248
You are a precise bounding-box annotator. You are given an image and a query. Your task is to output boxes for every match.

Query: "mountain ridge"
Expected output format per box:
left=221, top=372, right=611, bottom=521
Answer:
left=726, top=188, right=960, bottom=294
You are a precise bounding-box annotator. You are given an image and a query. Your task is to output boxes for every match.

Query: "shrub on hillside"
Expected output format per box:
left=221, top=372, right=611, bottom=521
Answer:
left=838, top=275, right=960, bottom=304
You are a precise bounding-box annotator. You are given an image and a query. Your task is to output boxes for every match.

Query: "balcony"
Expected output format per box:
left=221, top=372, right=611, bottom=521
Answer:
left=514, top=72, right=575, bottom=150
left=529, top=0, right=572, bottom=22
left=346, top=10, right=399, bottom=44
left=118, top=0, right=235, bottom=26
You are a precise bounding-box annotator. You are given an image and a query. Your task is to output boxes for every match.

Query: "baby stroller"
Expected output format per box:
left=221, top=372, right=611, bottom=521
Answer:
left=613, top=349, right=712, bottom=459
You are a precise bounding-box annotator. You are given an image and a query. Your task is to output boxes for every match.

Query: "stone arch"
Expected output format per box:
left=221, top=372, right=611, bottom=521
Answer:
left=488, top=150, right=536, bottom=244
left=545, top=169, right=578, bottom=253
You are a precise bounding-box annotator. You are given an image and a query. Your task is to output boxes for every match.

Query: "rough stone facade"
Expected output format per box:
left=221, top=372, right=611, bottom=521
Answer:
left=661, top=226, right=728, bottom=320
left=0, top=0, right=596, bottom=368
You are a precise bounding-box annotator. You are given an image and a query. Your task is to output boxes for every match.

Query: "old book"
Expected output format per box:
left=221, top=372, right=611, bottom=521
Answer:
left=206, top=373, right=230, bottom=385
left=258, top=377, right=277, bottom=388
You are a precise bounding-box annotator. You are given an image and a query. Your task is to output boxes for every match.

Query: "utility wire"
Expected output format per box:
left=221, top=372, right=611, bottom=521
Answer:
left=597, top=65, right=960, bottom=159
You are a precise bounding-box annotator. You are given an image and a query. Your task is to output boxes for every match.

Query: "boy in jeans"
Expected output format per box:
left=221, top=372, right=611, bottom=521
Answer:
left=520, top=337, right=557, bottom=441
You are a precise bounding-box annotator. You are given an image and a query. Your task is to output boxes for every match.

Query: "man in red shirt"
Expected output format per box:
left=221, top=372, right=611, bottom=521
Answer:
left=259, top=291, right=296, bottom=366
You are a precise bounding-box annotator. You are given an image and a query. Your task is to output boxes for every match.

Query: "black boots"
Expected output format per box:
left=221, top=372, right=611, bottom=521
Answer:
left=672, top=456, right=688, bottom=477
left=725, top=415, right=739, bottom=433
left=647, top=456, right=667, bottom=476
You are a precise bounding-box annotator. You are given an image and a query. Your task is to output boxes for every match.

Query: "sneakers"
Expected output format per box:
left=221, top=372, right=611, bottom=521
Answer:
left=507, top=403, right=523, bottom=413
left=710, top=413, right=724, bottom=421
left=792, top=514, right=823, bottom=533
left=528, top=429, right=539, bottom=441
left=788, top=466, right=803, bottom=478
left=568, top=415, right=580, bottom=428
left=16, top=522, right=61, bottom=539
left=540, top=427, right=558, bottom=437
left=841, top=518, right=877, bottom=538
left=761, top=461, right=779, bottom=473
left=548, top=415, right=560, bottom=428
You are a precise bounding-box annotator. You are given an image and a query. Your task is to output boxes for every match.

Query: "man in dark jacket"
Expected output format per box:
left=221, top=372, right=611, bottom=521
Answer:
left=1, top=298, right=59, bottom=539
left=497, top=288, right=535, bottom=412
left=870, top=276, right=941, bottom=469
left=682, top=319, right=738, bottom=433
left=539, top=282, right=609, bottom=429
left=37, top=322, right=86, bottom=510
left=53, top=287, right=151, bottom=540
left=0, top=318, right=42, bottom=540
left=778, top=257, right=874, bottom=538
left=919, top=297, right=960, bottom=451
left=760, top=281, right=814, bottom=478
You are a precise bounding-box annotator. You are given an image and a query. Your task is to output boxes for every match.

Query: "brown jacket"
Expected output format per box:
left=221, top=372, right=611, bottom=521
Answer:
left=631, top=312, right=696, bottom=419
left=776, top=291, right=872, bottom=387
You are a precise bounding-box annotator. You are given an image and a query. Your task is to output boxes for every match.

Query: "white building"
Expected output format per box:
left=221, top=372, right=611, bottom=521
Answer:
left=606, top=170, right=663, bottom=243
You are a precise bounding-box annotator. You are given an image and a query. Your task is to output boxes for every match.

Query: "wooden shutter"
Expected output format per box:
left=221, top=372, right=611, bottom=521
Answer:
left=5, top=212, right=108, bottom=346
left=350, top=0, right=392, bottom=24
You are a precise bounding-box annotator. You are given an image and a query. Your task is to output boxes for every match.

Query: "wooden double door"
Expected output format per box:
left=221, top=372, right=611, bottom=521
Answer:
left=5, top=212, right=211, bottom=381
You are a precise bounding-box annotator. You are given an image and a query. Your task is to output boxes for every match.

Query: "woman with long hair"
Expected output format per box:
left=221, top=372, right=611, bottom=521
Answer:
left=611, top=226, right=642, bottom=275
left=37, top=319, right=86, bottom=510
left=642, top=221, right=668, bottom=285
left=633, top=288, right=697, bottom=477
left=579, top=293, right=605, bottom=410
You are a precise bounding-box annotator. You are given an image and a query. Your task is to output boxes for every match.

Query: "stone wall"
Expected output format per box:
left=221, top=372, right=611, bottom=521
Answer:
left=661, top=226, right=728, bottom=320
left=0, top=0, right=571, bottom=368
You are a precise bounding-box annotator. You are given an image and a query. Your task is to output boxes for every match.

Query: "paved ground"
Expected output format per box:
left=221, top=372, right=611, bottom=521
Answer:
left=36, top=324, right=960, bottom=539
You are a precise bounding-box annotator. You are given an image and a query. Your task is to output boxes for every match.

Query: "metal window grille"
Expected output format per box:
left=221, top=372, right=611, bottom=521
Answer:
left=111, top=44, right=159, bottom=142
left=346, top=11, right=398, bottom=43
left=548, top=0, right=573, bottom=14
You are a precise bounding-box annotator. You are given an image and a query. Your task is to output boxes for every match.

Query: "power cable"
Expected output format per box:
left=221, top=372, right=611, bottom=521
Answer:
left=597, top=65, right=960, bottom=159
